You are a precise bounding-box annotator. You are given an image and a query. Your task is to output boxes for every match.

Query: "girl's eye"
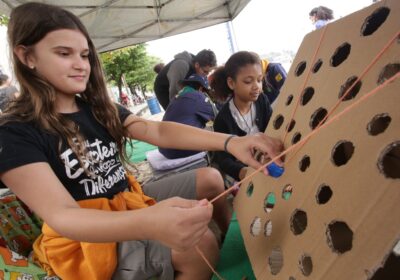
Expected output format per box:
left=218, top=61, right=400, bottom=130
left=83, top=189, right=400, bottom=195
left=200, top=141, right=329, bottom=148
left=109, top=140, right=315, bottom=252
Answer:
left=59, top=52, right=69, bottom=56
left=81, top=54, right=89, bottom=59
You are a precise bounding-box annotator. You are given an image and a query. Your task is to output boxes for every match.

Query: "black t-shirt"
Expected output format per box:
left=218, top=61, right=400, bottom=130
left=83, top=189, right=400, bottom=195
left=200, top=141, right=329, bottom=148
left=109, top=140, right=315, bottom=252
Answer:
left=0, top=98, right=132, bottom=201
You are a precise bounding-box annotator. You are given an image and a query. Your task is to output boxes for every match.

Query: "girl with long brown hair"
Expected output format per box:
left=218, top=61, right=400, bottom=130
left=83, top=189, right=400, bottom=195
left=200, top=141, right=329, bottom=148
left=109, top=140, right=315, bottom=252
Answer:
left=0, top=2, right=282, bottom=279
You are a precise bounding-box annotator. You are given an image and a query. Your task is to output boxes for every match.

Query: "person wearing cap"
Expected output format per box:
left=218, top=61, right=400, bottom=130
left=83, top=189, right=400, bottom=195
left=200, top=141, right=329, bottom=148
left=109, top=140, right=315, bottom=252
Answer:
left=158, top=74, right=217, bottom=159
left=261, top=58, right=287, bottom=104
left=0, top=72, right=19, bottom=113
left=153, top=49, right=217, bottom=110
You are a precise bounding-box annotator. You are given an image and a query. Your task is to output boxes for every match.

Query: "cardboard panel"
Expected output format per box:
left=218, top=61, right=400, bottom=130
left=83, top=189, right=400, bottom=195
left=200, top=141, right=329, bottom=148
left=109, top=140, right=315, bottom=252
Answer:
left=235, top=1, right=400, bottom=279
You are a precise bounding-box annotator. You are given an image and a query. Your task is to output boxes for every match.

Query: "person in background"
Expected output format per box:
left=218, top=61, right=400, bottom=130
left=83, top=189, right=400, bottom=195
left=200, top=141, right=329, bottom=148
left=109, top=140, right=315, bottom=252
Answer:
left=154, top=49, right=217, bottom=110
left=159, top=74, right=217, bottom=159
left=153, top=63, right=165, bottom=74
left=260, top=58, right=287, bottom=104
left=0, top=72, right=19, bottom=112
left=209, top=56, right=287, bottom=106
left=120, top=91, right=129, bottom=107
left=211, top=51, right=281, bottom=182
left=0, top=3, right=283, bottom=279
left=309, top=6, right=334, bottom=30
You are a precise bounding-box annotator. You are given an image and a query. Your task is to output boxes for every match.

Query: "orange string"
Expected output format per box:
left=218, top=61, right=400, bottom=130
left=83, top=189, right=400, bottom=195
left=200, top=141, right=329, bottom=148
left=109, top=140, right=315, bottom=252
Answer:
left=215, top=72, right=399, bottom=204
left=282, top=25, right=328, bottom=144
left=287, top=30, right=400, bottom=163
left=198, top=27, right=400, bottom=279
left=195, top=246, right=225, bottom=280
left=200, top=72, right=399, bottom=277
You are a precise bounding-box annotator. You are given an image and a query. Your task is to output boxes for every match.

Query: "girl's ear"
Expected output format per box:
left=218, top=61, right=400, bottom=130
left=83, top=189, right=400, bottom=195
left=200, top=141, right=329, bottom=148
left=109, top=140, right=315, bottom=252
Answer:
left=227, top=77, right=235, bottom=91
left=194, top=61, right=201, bottom=72
left=14, top=45, right=35, bottom=69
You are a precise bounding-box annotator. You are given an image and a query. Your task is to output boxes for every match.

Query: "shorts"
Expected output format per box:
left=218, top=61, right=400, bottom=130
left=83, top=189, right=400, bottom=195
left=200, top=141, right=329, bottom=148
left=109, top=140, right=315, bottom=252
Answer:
left=112, top=170, right=197, bottom=280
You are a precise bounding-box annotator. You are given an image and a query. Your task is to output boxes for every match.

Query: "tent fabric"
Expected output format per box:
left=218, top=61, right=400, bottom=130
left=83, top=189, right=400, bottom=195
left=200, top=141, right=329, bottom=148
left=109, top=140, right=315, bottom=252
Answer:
left=0, top=0, right=250, bottom=52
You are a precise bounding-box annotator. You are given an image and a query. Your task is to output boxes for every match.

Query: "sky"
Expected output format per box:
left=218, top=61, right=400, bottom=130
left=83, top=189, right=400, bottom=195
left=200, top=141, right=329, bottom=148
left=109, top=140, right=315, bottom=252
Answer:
left=146, top=0, right=375, bottom=66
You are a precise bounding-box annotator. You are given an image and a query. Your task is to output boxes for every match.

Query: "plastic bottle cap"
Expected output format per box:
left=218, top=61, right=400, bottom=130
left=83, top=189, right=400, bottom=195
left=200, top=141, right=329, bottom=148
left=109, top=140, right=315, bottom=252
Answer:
left=266, top=162, right=284, bottom=178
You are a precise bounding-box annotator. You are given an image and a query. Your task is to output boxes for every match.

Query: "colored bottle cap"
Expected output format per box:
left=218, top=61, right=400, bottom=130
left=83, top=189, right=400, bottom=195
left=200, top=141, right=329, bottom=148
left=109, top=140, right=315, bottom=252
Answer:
left=266, top=162, right=284, bottom=178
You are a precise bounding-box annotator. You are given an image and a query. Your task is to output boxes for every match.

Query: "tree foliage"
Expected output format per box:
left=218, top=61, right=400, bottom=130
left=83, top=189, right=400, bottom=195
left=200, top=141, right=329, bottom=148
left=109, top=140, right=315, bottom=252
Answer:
left=0, top=14, right=9, bottom=26
left=100, top=44, right=161, bottom=100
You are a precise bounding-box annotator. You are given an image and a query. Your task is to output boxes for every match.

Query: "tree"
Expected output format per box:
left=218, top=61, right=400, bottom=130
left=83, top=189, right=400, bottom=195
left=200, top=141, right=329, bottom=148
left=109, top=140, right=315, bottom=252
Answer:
left=100, top=44, right=161, bottom=103
left=0, top=15, right=8, bottom=26
left=124, top=44, right=159, bottom=94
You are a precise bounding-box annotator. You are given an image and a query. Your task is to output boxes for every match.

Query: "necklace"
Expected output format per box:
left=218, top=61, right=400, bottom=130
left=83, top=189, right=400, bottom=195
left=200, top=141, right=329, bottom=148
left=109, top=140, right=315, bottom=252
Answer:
left=233, top=101, right=254, bottom=134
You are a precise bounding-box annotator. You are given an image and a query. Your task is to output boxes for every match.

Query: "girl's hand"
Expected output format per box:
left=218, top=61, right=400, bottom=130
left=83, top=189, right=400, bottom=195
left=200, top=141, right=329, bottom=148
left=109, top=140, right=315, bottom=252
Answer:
left=143, top=197, right=213, bottom=251
left=227, top=133, right=284, bottom=175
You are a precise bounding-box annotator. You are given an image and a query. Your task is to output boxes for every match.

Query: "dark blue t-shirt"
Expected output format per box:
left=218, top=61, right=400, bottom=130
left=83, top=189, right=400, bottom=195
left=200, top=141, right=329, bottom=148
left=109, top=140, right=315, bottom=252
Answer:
left=0, top=98, right=132, bottom=201
left=159, top=87, right=214, bottom=159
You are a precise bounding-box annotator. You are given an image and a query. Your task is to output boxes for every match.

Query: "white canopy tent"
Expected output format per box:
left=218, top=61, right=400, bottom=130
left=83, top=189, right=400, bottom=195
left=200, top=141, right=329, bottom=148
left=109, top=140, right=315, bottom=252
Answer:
left=0, top=0, right=250, bottom=52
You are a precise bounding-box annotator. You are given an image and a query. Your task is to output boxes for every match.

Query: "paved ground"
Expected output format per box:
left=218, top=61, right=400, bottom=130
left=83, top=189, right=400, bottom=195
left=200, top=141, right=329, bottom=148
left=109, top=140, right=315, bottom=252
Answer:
left=128, top=101, right=164, bottom=121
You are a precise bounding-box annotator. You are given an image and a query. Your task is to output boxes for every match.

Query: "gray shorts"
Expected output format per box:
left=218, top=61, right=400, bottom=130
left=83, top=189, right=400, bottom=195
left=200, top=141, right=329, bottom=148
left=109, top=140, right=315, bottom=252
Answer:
left=112, top=170, right=197, bottom=280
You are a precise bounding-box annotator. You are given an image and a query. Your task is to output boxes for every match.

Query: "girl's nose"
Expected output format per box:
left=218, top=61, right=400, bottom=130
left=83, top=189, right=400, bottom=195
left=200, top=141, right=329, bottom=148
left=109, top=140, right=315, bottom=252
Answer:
left=73, top=56, right=88, bottom=69
left=253, top=81, right=261, bottom=91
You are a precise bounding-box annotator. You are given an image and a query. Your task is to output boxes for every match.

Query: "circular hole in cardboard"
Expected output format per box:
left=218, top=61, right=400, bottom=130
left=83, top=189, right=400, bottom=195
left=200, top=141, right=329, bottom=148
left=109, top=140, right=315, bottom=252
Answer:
left=292, top=132, right=302, bottom=145
left=310, top=107, right=328, bottom=130
left=330, top=42, right=351, bottom=67
left=286, top=119, right=296, bottom=133
left=367, top=113, right=391, bottom=136
left=338, top=76, right=362, bottom=101
left=299, top=155, right=311, bottom=172
left=246, top=182, right=254, bottom=197
left=286, top=94, right=294, bottom=106
left=295, top=61, right=307, bottom=77
left=300, top=87, right=314, bottom=106
left=268, top=246, right=283, bottom=275
left=274, top=114, right=284, bottom=130
left=331, top=140, right=355, bottom=167
left=264, top=220, right=272, bottom=237
left=361, top=7, right=390, bottom=36
left=316, top=184, right=333, bottom=204
left=250, top=217, right=262, bottom=236
left=282, top=184, right=293, bottom=200
left=299, top=254, right=313, bottom=276
left=326, top=221, right=353, bottom=254
left=377, top=63, right=400, bottom=85
left=312, top=59, right=323, bottom=73
left=290, top=209, right=307, bottom=235
left=264, top=192, right=276, bottom=213
left=377, top=141, right=400, bottom=179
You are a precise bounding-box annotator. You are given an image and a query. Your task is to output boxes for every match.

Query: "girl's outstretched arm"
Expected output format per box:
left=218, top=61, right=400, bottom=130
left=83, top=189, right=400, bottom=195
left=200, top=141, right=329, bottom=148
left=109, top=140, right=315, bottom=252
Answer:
left=0, top=162, right=212, bottom=251
left=124, top=114, right=284, bottom=171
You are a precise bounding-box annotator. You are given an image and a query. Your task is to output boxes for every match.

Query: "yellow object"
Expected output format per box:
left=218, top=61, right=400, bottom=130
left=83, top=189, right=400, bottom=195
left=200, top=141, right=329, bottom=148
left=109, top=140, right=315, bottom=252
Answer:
left=261, top=59, right=269, bottom=75
left=275, top=73, right=283, bottom=82
left=33, top=175, right=156, bottom=280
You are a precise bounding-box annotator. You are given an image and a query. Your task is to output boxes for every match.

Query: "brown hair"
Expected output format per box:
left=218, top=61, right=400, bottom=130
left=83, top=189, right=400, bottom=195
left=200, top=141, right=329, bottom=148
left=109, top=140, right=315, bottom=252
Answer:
left=210, top=51, right=261, bottom=101
left=2, top=2, right=131, bottom=174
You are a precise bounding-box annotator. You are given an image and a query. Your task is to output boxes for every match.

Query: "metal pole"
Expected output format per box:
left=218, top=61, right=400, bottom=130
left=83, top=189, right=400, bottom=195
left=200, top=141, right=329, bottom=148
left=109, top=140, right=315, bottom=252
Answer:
left=226, top=21, right=238, bottom=54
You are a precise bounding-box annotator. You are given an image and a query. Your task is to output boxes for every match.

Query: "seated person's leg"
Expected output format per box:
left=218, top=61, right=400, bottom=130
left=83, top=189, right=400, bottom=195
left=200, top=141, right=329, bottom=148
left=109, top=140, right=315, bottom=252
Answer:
left=142, top=170, right=197, bottom=201
left=195, top=167, right=232, bottom=235
left=113, top=230, right=217, bottom=280
left=141, top=170, right=220, bottom=278
left=142, top=168, right=231, bottom=234
left=172, top=229, right=219, bottom=280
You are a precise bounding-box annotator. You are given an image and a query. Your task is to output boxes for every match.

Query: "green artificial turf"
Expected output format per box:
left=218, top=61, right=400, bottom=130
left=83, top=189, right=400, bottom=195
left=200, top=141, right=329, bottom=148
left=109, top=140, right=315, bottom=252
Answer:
left=126, top=140, right=157, bottom=163
left=212, top=212, right=255, bottom=280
